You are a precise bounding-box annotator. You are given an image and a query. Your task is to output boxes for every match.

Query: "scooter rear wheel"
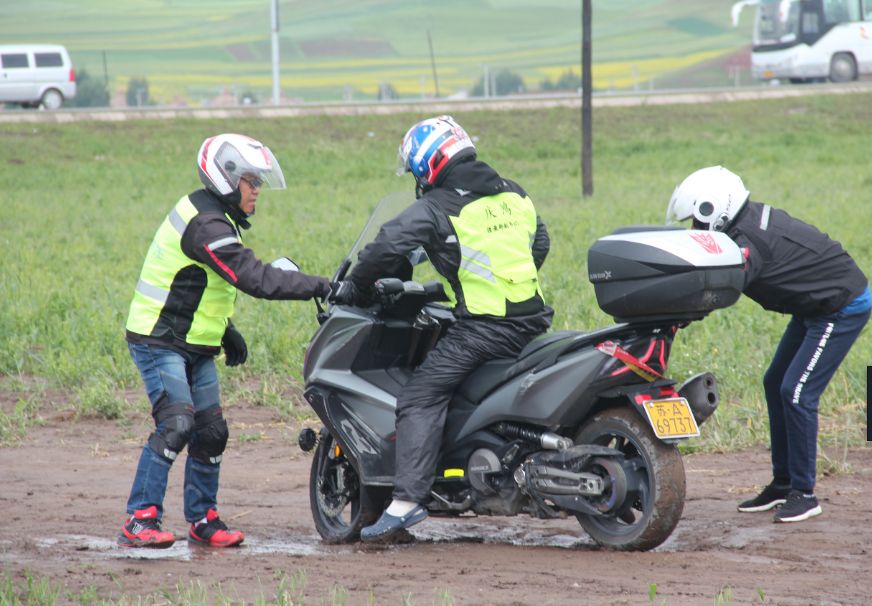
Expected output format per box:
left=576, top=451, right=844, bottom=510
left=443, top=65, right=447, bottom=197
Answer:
left=573, top=406, right=685, bottom=551
left=309, top=430, right=367, bottom=543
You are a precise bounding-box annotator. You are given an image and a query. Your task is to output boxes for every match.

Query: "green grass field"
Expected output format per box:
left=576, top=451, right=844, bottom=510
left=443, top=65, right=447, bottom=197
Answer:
left=0, top=0, right=751, bottom=103
left=1, top=92, right=870, bottom=454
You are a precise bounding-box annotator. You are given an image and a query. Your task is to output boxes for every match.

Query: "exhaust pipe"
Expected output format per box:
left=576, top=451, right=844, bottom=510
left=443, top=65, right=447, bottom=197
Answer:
left=678, top=372, right=719, bottom=425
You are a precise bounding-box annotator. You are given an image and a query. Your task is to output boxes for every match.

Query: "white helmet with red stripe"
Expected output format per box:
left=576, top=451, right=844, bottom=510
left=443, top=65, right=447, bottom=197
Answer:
left=197, top=134, right=286, bottom=196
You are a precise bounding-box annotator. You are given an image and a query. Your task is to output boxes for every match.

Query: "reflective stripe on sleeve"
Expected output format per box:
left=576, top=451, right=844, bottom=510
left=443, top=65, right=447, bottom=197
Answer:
left=207, top=236, right=239, bottom=251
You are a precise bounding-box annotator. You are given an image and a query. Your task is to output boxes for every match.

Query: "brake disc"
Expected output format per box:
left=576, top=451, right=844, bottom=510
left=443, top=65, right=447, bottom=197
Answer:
left=317, top=464, right=351, bottom=517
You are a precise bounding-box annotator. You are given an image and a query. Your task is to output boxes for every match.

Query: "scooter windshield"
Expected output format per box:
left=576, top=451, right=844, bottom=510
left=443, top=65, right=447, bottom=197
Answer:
left=338, top=191, right=415, bottom=280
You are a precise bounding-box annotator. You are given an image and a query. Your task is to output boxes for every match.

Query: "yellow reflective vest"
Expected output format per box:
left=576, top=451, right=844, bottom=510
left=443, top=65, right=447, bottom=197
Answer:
left=447, top=191, right=542, bottom=317
left=126, top=195, right=237, bottom=347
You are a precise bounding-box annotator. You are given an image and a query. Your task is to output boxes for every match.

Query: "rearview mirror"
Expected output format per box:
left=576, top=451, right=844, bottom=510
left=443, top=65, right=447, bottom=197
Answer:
left=271, top=257, right=300, bottom=272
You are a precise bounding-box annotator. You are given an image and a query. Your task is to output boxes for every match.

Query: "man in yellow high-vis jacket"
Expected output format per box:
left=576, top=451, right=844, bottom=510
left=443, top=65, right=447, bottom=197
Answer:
left=119, top=133, right=330, bottom=549
left=338, top=116, right=553, bottom=542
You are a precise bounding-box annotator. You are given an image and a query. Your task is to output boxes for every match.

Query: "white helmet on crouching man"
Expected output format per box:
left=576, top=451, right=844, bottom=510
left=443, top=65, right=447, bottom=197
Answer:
left=666, top=165, right=750, bottom=232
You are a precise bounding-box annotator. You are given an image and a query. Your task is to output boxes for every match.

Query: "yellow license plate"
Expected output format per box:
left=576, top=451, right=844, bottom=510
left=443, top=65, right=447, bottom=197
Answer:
left=642, top=397, right=700, bottom=439
left=763, top=69, right=775, bottom=79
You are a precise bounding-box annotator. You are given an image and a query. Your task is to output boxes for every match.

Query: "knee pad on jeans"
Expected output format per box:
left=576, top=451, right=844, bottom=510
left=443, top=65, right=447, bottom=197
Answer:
left=147, top=395, right=194, bottom=462
left=188, top=406, right=229, bottom=465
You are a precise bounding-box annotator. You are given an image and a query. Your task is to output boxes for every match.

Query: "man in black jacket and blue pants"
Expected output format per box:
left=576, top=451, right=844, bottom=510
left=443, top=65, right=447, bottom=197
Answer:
left=667, top=165, right=870, bottom=523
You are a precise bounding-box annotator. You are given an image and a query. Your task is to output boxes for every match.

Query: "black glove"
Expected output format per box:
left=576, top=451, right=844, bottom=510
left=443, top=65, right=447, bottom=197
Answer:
left=316, top=278, right=331, bottom=299
left=222, top=322, right=248, bottom=367
left=327, top=281, right=358, bottom=305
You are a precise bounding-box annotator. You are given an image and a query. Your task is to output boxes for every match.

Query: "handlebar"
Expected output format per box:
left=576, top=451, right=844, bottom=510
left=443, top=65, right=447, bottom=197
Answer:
left=374, top=278, right=447, bottom=307
left=317, top=278, right=448, bottom=325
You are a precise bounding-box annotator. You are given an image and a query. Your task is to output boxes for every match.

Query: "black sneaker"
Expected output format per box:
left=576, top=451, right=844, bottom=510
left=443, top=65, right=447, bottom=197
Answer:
left=774, top=490, right=822, bottom=523
left=737, top=481, right=790, bottom=512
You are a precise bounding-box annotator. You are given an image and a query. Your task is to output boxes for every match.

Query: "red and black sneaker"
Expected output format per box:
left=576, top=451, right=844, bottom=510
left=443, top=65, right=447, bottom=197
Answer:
left=188, top=509, right=244, bottom=547
left=118, top=505, right=176, bottom=548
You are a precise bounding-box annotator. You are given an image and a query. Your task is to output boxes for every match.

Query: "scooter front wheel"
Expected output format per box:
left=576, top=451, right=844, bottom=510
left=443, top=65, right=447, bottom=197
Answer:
left=309, top=430, right=367, bottom=543
left=573, top=406, right=685, bottom=551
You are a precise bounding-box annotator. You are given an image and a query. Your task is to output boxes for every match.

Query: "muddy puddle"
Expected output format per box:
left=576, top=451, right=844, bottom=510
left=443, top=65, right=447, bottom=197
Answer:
left=32, top=534, right=326, bottom=561
left=27, top=517, right=596, bottom=561
left=25, top=510, right=782, bottom=562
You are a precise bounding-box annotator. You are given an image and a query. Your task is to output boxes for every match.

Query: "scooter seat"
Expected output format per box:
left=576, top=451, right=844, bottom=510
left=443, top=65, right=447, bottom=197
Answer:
left=516, top=330, right=583, bottom=360
left=456, top=359, right=518, bottom=404
left=456, top=330, right=583, bottom=404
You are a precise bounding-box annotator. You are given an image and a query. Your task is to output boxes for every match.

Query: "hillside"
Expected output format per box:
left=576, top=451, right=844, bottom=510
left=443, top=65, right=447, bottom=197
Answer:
left=1, top=0, right=752, bottom=103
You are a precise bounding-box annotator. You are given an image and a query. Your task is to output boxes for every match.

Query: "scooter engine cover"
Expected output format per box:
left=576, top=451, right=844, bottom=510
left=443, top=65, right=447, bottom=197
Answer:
left=468, top=448, right=501, bottom=494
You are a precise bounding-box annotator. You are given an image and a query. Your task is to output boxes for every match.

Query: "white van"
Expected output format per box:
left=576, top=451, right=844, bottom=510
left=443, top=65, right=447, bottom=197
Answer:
left=0, top=44, right=77, bottom=109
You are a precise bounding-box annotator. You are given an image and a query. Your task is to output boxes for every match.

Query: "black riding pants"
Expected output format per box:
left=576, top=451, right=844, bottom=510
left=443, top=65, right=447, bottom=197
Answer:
left=392, top=317, right=545, bottom=503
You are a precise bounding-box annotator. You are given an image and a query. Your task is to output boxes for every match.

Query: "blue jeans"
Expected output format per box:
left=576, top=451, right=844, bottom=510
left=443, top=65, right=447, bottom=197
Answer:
left=763, top=307, right=870, bottom=493
left=126, top=343, right=223, bottom=523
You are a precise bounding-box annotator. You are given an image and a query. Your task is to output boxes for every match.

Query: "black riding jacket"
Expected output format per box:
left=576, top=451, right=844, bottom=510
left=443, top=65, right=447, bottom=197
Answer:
left=349, top=159, right=552, bottom=329
left=727, top=200, right=867, bottom=317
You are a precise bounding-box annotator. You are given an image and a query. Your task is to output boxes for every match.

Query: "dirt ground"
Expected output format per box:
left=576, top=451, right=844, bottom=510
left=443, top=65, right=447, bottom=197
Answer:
left=1, top=401, right=870, bottom=606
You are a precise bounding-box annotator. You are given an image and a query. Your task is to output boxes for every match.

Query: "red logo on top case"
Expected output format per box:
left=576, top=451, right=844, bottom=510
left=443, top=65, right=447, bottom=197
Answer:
left=689, top=232, right=723, bottom=254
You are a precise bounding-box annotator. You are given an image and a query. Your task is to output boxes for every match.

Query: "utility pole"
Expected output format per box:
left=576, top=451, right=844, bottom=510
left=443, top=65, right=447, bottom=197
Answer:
left=582, top=0, right=593, bottom=197
left=427, top=30, right=440, bottom=97
left=270, top=0, right=280, bottom=105
left=483, top=64, right=490, bottom=98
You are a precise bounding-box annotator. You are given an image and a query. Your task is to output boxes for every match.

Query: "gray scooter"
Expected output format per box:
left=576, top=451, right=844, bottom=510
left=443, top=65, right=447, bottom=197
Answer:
left=298, top=194, right=743, bottom=551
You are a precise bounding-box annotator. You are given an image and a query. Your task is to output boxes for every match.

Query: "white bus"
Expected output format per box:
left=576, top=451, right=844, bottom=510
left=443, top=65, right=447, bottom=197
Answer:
left=732, top=0, right=872, bottom=82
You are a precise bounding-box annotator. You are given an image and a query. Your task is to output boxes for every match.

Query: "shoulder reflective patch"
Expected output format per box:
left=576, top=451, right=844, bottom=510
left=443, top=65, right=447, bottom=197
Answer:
left=760, top=205, right=771, bottom=231
left=169, top=208, right=188, bottom=236
left=207, top=236, right=239, bottom=251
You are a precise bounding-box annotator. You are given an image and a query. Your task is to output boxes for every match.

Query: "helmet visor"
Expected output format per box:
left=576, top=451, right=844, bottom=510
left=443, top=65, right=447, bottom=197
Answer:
left=395, top=130, right=414, bottom=177
left=213, top=142, right=286, bottom=191
left=665, top=186, right=691, bottom=226
left=255, top=147, right=286, bottom=190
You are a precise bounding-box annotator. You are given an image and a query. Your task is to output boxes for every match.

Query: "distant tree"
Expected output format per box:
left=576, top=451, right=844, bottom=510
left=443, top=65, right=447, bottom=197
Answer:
left=378, top=82, right=398, bottom=101
left=470, top=69, right=526, bottom=97
left=239, top=90, right=258, bottom=105
left=556, top=70, right=582, bottom=90
left=126, top=78, right=151, bottom=107
left=541, top=70, right=581, bottom=92
left=69, top=68, right=110, bottom=107
left=495, top=70, right=525, bottom=95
